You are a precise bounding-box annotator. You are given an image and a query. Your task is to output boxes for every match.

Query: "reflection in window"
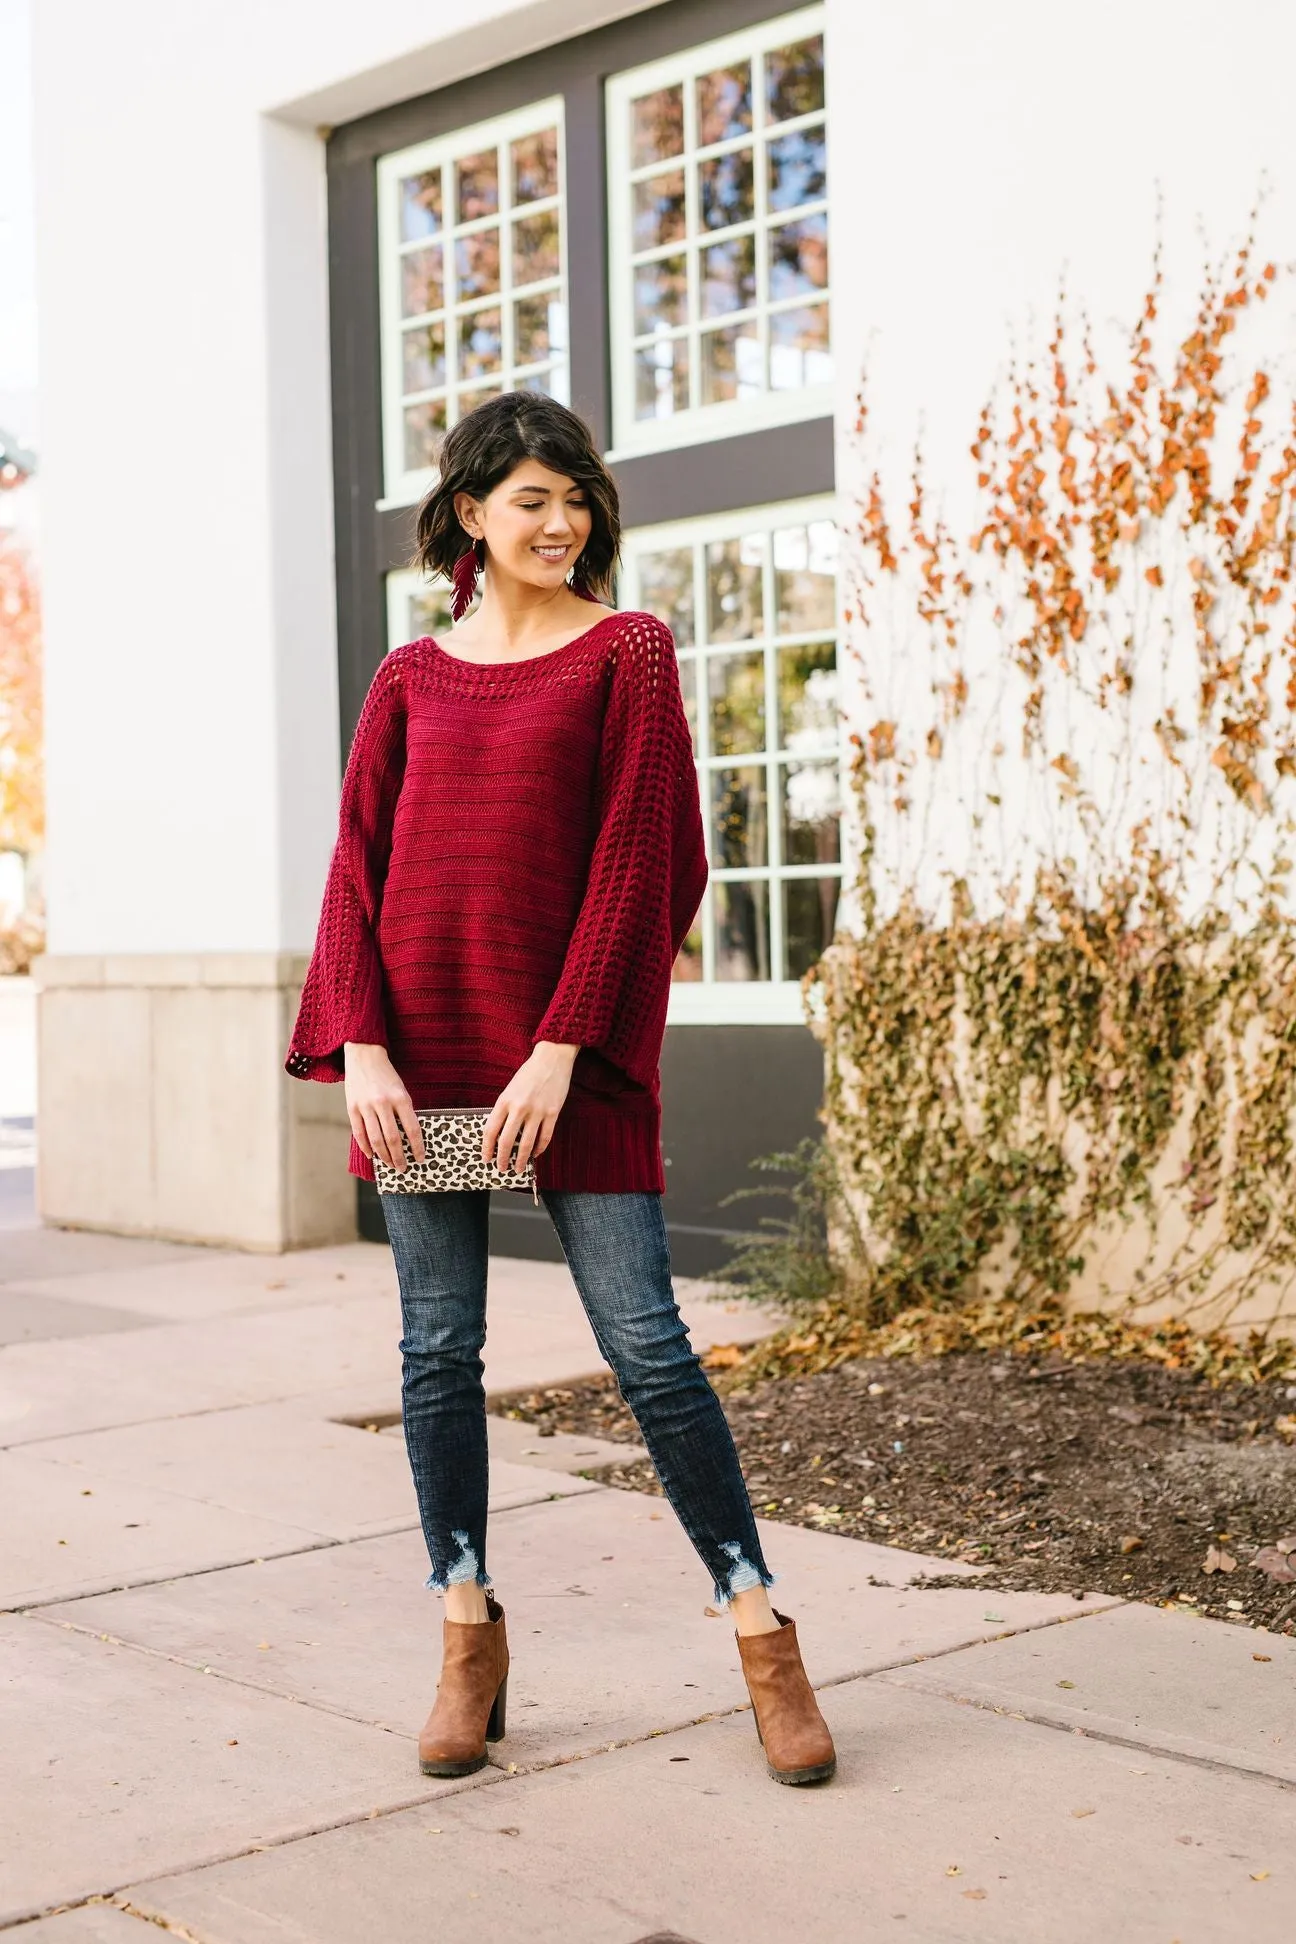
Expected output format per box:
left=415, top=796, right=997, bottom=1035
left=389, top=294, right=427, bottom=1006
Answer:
left=715, top=879, right=771, bottom=982
left=624, top=501, right=842, bottom=987
left=610, top=15, right=830, bottom=439
left=380, top=104, right=567, bottom=493
left=709, top=650, right=766, bottom=756
left=784, top=876, right=840, bottom=979
left=385, top=570, right=473, bottom=652
left=637, top=546, right=695, bottom=645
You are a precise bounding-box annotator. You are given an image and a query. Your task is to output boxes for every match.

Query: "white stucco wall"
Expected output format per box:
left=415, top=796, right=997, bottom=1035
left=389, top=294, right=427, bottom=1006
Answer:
left=827, top=0, right=1296, bottom=523
left=32, top=0, right=1296, bottom=957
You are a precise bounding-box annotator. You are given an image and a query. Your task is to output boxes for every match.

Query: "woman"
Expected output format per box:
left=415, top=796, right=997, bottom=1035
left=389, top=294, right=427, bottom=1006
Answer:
left=285, top=392, right=835, bottom=1788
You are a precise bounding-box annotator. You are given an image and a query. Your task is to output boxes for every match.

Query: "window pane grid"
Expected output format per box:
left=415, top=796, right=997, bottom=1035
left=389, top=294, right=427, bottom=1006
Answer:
left=622, top=495, right=841, bottom=985
left=610, top=11, right=829, bottom=445
left=379, top=102, right=567, bottom=496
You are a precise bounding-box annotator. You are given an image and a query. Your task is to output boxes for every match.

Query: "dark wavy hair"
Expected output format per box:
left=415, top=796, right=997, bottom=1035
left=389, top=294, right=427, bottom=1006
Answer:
left=411, top=393, right=620, bottom=600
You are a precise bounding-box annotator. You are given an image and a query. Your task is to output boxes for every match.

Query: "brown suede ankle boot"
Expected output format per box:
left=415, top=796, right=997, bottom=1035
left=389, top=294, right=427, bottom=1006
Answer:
left=736, top=1611, right=836, bottom=1785
left=419, top=1594, right=509, bottom=1777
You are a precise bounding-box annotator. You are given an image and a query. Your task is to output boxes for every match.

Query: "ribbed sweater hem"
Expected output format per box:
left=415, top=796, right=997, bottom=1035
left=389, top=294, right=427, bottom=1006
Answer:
left=348, top=1092, right=665, bottom=1194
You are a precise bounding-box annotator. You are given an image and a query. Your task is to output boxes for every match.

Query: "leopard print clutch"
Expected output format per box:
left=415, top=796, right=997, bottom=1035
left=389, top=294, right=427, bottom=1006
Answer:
left=371, top=1107, right=539, bottom=1202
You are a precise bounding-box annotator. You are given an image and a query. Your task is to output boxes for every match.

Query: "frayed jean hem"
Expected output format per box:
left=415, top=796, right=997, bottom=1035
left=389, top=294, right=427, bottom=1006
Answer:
left=423, top=1528, right=493, bottom=1594
left=710, top=1540, right=779, bottom=1611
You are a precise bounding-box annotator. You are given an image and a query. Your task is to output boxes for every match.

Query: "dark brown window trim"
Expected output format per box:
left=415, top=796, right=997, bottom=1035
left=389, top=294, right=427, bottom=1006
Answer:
left=327, top=0, right=834, bottom=745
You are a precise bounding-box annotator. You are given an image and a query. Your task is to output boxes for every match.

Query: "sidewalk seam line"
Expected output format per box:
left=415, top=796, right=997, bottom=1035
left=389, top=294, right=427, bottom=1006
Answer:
left=0, top=1362, right=616, bottom=1452
left=869, top=1679, right=1296, bottom=1792
left=812, top=1595, right=1129, bottom=1691
left=6, top=1487, right=608, bottom=1614
left=0, top=1770, right=510, bottom=1935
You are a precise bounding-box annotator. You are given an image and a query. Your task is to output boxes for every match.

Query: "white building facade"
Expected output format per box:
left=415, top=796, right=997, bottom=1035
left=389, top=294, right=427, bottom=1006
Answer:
left=29, top=0, right=1295, bottom=1259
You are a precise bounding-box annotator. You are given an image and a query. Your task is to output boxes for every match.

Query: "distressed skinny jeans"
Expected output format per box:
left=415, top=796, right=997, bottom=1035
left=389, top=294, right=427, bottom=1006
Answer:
left=381, top=1187, right=776, bottom=1610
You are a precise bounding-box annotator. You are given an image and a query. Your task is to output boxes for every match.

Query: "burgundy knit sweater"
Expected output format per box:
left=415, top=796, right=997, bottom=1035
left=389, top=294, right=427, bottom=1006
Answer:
left=284, top=610, right=707, bottom=1193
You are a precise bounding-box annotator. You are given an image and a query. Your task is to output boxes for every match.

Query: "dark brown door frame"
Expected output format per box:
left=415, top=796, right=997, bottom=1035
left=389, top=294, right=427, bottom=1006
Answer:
left=325, top=0, right=834, bottom=1256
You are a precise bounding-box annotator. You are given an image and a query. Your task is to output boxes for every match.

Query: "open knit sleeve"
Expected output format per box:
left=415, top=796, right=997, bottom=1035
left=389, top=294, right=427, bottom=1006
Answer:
left=530, top=614, right=707, bottom=1088
left=284, top=651, right=408, bottom=1082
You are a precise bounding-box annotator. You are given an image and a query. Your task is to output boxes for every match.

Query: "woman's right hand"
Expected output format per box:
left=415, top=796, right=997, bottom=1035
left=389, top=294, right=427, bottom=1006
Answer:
left=344, top=1043, right=426, bottom=1171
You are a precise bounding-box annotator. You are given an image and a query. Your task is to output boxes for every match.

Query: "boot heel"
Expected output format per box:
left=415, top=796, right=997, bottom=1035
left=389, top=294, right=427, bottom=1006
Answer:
left=485, top=1672, right=508, bottom=1742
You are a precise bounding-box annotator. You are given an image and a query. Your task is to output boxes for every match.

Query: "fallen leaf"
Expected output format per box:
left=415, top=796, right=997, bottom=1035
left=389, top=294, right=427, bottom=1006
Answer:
left=962, top=1889, right=988, bottom=1900
left=1071, top=1808, right=1096, bottom=1819
left=1252, top=1547, right=1296, bottom=1583
left=1254, top=1654, right=1273, bottom=1662
left=1057, top=1679, right=1076, bottom=1689
left=983, top=1612, right=1005, bottom=1623
left=226, top=1738, right=238, bottom=1747
left=1274, top=1416, right=1296, bottom=1442
left=1251, top=1870, right=1270, bottom=1881
left=1276, top=1535, right=1296, bottom=1554
left=1120, top=1535, right=1144, bottom=1555
left=945, top=1865, right=962, bottom=1876
left=702, top=1343, right=744, bottom=1370
left=1202, top=1545, right=1237, bottom=1574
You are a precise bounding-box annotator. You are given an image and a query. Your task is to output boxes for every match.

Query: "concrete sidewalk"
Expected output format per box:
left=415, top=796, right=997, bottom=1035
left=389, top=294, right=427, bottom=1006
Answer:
left=1, top=1215, right=1291, bottom=1943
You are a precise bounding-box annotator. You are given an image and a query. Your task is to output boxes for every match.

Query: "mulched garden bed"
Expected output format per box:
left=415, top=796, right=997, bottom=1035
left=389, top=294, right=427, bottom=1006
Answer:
left=491, top=1351, right=1296, bottom=1632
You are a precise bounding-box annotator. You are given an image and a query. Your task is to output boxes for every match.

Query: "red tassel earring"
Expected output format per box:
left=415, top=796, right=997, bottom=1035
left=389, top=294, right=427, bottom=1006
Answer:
left=451, top=538, right=483, bottom=621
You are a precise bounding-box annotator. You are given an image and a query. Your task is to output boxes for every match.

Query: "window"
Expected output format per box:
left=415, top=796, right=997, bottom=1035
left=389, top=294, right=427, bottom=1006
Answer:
left=377, top=99, right=568, bottom=503
left=385, top=570, right=461, bottom=653
left=606, top=6, right=830, bottom=458
left=621, top=498, right=843, bottom=1023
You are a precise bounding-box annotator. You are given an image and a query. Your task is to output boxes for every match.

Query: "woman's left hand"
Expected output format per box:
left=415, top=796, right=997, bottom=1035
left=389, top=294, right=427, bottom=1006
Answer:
left=483, top=1042, right=578, bottom=1175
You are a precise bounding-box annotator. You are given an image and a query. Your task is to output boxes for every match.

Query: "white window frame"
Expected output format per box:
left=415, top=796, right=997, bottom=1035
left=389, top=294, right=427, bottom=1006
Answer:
left=385, top=568, right=460, bottom=653
left=377, top=97, right=568, bottom=507
left=605, top=4, right=830, bottom=462
left=620, top=495, right=845, bottom=1027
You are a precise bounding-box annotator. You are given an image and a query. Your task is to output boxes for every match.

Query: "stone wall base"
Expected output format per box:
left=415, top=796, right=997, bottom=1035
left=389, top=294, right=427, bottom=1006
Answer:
left=32, top=953, right=356, bottom=1252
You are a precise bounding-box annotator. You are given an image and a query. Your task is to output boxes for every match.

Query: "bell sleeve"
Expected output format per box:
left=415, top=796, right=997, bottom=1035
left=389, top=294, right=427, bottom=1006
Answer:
left=284, top=649, right=409, bottom=1081
left=529, top=614, right=708, bottom=1087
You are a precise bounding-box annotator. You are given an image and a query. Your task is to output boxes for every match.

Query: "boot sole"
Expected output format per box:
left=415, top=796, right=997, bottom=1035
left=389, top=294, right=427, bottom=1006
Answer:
left=755, top=1713, right=836, bottom=1784
left=419, top=1750, right=489, bottom=1778
left=765, top=1755, right=837, bottom=1785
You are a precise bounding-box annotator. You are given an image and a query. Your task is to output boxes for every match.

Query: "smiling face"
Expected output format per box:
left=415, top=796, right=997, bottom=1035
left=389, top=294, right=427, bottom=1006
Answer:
left=455, top=460, right=594, bottom=596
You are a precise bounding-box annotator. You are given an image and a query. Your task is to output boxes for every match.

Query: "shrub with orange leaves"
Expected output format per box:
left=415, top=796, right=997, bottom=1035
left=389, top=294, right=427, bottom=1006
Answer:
left=795, top=206, right=1296, bottom=1339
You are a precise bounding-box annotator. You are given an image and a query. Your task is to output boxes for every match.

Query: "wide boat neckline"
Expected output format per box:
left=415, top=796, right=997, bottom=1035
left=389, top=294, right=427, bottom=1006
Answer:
left=423, top=609, right=625, bottom=672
